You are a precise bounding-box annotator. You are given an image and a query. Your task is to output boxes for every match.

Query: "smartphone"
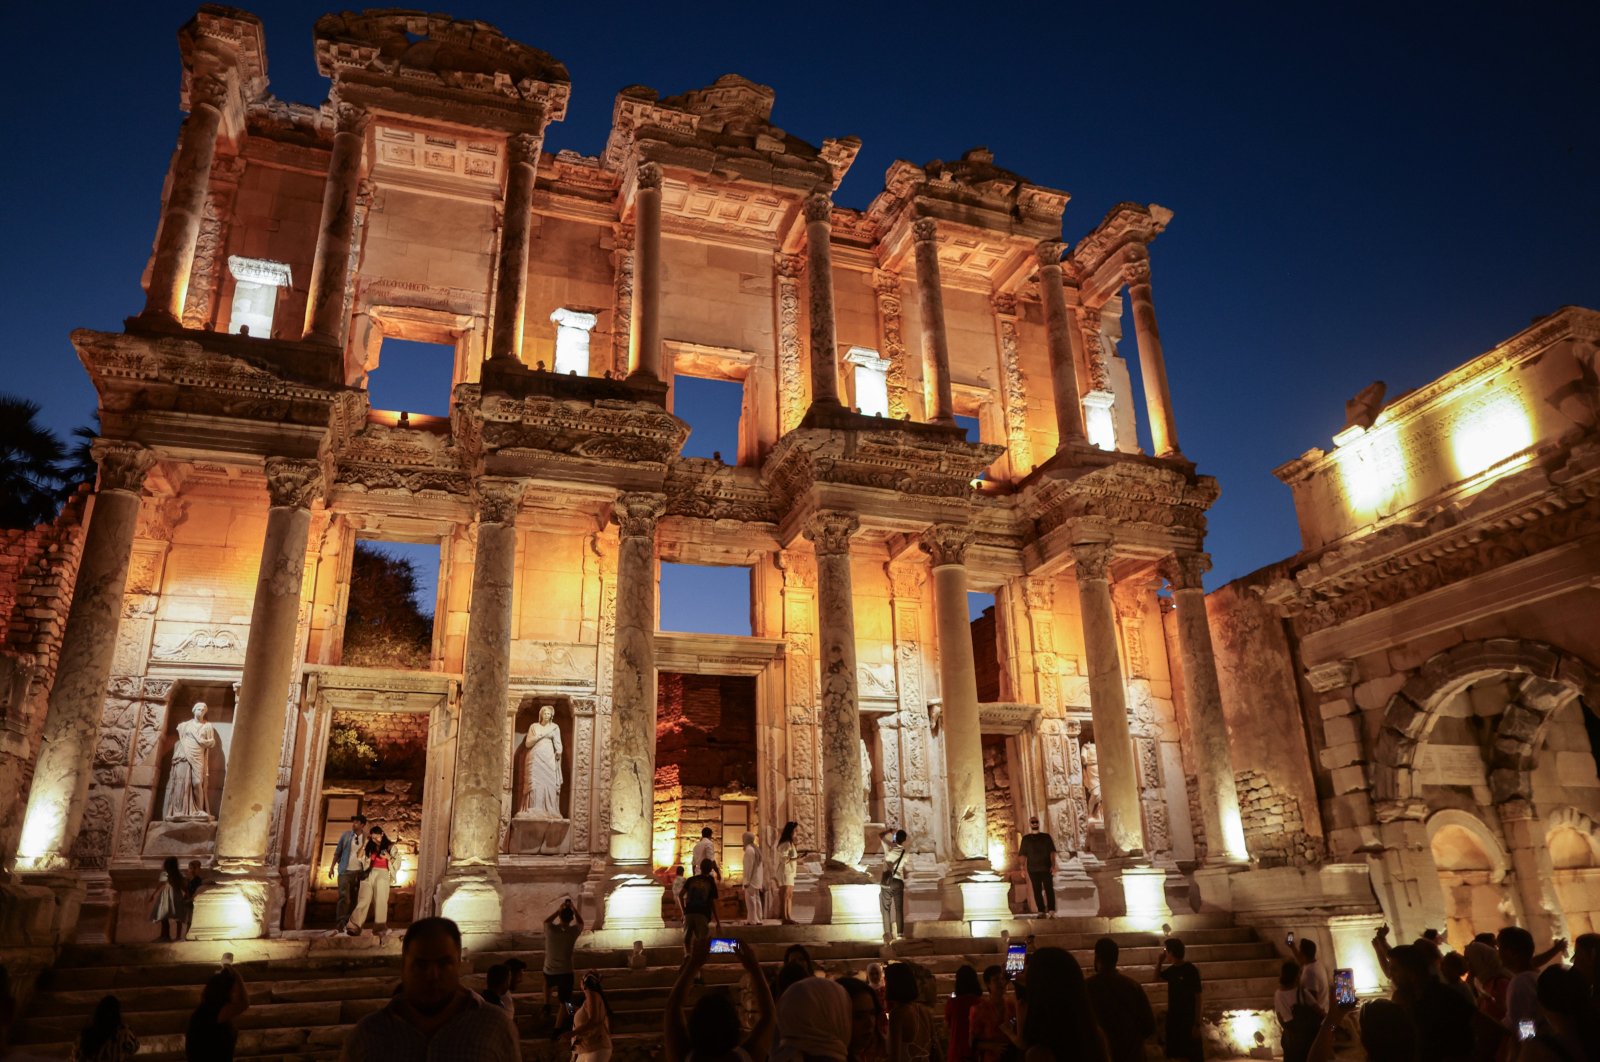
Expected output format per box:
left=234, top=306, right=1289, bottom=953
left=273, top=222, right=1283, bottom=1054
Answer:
left=1285, top=931, right=1295, bottom=946
left=1333, top=968, right=1356, bottom=1007
left=709, top=937, right=739, bottom=955
left=1005, top=943, right=1027, bottom=977
left=1519, top=1020, right=1536, bottom=1042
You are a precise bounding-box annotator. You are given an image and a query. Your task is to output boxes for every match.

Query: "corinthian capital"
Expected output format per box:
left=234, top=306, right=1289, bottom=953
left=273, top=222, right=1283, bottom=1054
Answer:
left=775, top=252, right=806, bottom=279
left=93, top=442, right=156, bottom=495
left=1122, top=257, right=1152, bottom=287
left=612, top=492, right=666, bottom=539
left=803, top=509, right=859, bottom=556
left=1034, top=240, right=1066, bottom=268
left=333, top=101, right=371, bottom=137
left=635, top=162, right=664, bottom=192
left=911, top=217, right=939, bottom=243
left=802, top=193, right=833, bottom=224
left=1070, top=542, right=1113, bottom=583
left=990, top=291, right=1018, bottom=317
left=1159, top=551, right=1210, bottom=592
left=264, top=457, right=323, bottom=509
left=189, top=71, right=232, bottom=111
left=506, top=132, right=543, bottom=166
left=474, top=476, right=526, bottom=525
left=919, top=523, right=974, bottom=568
left=871, top=268, right=901, bottom=295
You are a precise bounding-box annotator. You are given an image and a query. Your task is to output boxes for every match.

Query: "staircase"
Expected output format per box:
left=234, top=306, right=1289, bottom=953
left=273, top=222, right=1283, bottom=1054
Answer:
left=13, top=915, right=1283, bottom=1060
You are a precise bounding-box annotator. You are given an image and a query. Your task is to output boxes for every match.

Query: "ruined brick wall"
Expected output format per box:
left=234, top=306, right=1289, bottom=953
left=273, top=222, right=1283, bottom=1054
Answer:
left=1235, top=768, right=1318, bottom=867
left=972, top=607, right=1000, bottom=702
left=983, top=736, right=1018, bottom=867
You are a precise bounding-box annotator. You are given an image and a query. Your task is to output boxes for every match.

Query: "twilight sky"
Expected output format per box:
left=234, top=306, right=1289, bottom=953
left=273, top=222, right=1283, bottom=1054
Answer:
left=4, top=2, right=1596, bottom=631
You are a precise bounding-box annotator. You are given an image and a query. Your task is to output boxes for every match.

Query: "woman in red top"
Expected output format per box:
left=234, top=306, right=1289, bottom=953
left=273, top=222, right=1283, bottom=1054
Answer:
left=944, top=965, right=982, bottom=1062
left=967, top=966, right=1016, bottom=1062
left=344, top=825, right=395, bottom=938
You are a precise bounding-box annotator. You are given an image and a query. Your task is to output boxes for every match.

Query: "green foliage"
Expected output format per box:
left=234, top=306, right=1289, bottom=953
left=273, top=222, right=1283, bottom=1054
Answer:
left=342, top=542, right=433, bottom=670
left=0, top=395, right=68, bottom=529
left=326, top=720, right=380, bottom=777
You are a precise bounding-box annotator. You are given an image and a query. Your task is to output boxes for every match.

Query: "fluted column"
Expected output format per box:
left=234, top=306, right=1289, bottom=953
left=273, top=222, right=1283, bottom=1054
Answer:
left=1035, top=241, right=1088, bottom=448
left=1162, top=552, right=1249, bottom=864
left=806, top=510, right=864, bottom=868
left=1123, top=257, right=1180, bottom=457
left=628, top=163, right=664, bottom=381
left=303, top=103, right=369, bottom=345
left=607, top=493, right=667, bottom=864
left=190, top=458, right=321, bottom=939
left=490, top=132, right=544, bottom=362
left=912, top=218, right=954, bottom=424
left=1071, top=543, right=1145, bottom=857
left=803, top=194, right=842, bottom=408
left=921, top=525, right=987, bottom=863
left=143, top=72, right=230, bottom=323
left=16, top=444, right=154, bottom=872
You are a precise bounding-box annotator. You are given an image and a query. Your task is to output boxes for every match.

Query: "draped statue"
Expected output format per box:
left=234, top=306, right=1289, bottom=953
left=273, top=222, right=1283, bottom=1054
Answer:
left=518, top=704, right=564, bottom=819
left=162, top=702, right=218, bottom=820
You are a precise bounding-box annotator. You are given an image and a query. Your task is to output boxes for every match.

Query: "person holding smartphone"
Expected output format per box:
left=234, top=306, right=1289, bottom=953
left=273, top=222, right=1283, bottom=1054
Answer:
left=681, top=858, right=721, bottom=960
left=1155, top=938, right=1202, bottom=1062
left=968, top=966, right=1015, bottom=1062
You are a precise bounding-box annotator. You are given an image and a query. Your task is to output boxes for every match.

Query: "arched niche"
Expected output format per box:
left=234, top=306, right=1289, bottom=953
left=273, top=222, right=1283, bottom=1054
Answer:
left=1426, top=809, right=1513, bottom=943
left=143, top=680, right=236, bottom=856
left=1546, top=807, right=1600, bottom=935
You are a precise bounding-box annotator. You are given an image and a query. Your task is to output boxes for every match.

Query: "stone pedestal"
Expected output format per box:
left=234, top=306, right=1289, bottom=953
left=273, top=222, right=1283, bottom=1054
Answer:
left=811, top=868, right=879, bottom=930
left=1117, top=865, right=1172, bottom=927
left=509, top=816, right=570, bottom=855
left=143, top=819, right=218, bottom=858
left=0, top=873, right=84, bottom=949
left=1053, top=858, right=1101, bottom=916
left=1193, top=864, right=1245, bottom=912
left=602, top=873, right=666, bottom=931
left=186, top=869, right=282, bottom=941
left=939, top=861, right=1012, bottom=925
left=437, top=865, right=504, bottom=942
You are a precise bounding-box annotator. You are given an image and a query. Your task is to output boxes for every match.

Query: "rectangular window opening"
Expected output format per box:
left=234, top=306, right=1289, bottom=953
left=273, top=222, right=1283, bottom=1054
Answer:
left=969, top=591, right=1000, bottom=702
left=672, top=375, right=744, bottom=464
left=846, top=346, right=890, bottom=418
left=342, top=539, right=441, bottom=670
left=369, top=338, right=456, bottom=419
left=660, top=562, right=753, bottom=637
left=1110, top=330, right=1155, bottom=456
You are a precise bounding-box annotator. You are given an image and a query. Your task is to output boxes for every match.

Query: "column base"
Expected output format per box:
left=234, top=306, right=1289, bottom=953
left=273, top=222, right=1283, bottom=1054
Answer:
left=1192, top=861, right=1249, bottom=912
left=810, top=866, right=878, bottom=929
left=939, top=860, right=1011, bottom=930
left=601, top=870, right=665, bottom=931
left=1053, top=858, right=1101, bottom=916
left=438, top=865, right=505, bottom=942
left=5, top=871, right=85, bottom=948
left=1118, top=864, right=1173, bottom=928
left=187, top=867, right=282, bottom=941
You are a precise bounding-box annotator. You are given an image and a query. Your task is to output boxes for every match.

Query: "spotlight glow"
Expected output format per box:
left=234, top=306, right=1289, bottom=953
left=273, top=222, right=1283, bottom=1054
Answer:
left=1333, top=424, right=1405, bottom=513
left=1450, top=385, right=1533, bottom=480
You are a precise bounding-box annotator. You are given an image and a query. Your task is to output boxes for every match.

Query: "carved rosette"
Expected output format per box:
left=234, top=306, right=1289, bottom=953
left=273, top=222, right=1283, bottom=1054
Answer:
left=474, top=477, right=525, bottom=525
left=264, top=458, right=324, bottom=510
left=918, top=523, right=974, bottom=568
left=635, top=161, right=663, bottom=192
left=506, top=132, right=543, bottom=167
left=775, top=253, right=807, bottom=433
left=93, top=443, right=156, bottom=495
left=803, top=509, right=859, bottom=557
left=612, top=492, right=666, bottom=539
left=802, top=193, right=832, bottom=224
left=1071, top=542, right=1113, bottom=583
left=873, top=269, right=910, bottom=420
left=1160, top=551, right=1210, bottom=592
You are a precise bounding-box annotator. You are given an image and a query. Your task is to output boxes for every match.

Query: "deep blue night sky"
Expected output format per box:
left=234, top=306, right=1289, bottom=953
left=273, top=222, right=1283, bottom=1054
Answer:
left=5, top=2, right=1596, bottom=633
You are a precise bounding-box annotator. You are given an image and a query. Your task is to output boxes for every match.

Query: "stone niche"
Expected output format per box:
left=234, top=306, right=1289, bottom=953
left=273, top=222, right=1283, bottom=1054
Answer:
left=143, top=680, right=236, bottom=857
left=508, top=694, right=574, bottom=854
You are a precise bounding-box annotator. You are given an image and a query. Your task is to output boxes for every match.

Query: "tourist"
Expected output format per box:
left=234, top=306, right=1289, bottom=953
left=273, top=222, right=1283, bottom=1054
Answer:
left=329, top=813, right=368, bottom=931
left=1293, top=938, right=1329, bottom=1017
left=150, top=856, right=184, bottom=942
left=1464, top=939, right=1512, bottom=1022
left=968, top=965, right=1015, bottom=1062
left=777, top=822, right=801, bottom=925
left=682, top=858, right=722, bottom=957
left=543, top=898, right=584, bottom=1035
left=1155, top=938, right=1201, bottom=1062
left=502, top=957, right=526, bottom=1020
left=1084, top=938, right=1154, bottom=1062
left=70, top=995, right=137, bottom=1062
left=839, top=976, right=887, bottom=1062
left=884, top=963, right=933, bottom=1062
left=183, top=860, right=204, bottom=909
left=944, top=965, right=981, bottom=1062
left=1018, top=946, right=1108, bottom=1062
left=865, top=964, right=888, bottom=1038
left=693, top=826, right=721, bottom=880
left=878, top=829, right=910, bottom=943
left=671, top=865, right=687, bottom=921
left=1502, top=926, right=1544, bottom=1034
left=1015, top=817, right=1058, bottom=919
left=1273, top=960, right=1300, bottom=1027
left=480, top=964, right=512, bottom=1012
left=571, top=972, right=614, bottom=1062
left=1306, top=997, right=1412, bottom=1062
left=744, top=830, right=767, bottom=925
left=1520, top=965, right=1599, bottom=1062
left=344, top=825, right=394, bottom=939
left=1278, top=1003, right=1323, bottom=1062
left=186, top=965, right=249, bottom=1061
left=1384, top=943, right=1476, bottom=1060
left=666, top=938, right=775, bottom=1062
left=1570, top=933, right=1600, bottom=1002
left=339, top=917, right=518, bottom=1060
left=776, top=945, right=818, bottom=998
left=772, top=975, right=851, bottom=1062
left=1440, top=950, right=1474, bottom=1007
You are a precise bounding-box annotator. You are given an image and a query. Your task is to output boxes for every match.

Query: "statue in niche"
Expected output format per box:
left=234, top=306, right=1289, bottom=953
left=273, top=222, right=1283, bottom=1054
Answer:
left=517, top=704, right=564, bottom=819
left=1080, top=741, right=1102, bottom=823
left=162, top=702, right=218, bottom=820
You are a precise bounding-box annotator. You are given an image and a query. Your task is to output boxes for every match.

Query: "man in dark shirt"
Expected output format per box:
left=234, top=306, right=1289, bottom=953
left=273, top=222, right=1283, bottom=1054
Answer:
left=1156, top=937, right=1202, bottom=1062
left=681, top=858, right=721, bottom=957
left=1387, top=943, right=1478, bottom=1060
left=1086, top=937, right=1155, bottom=1062
left=1015, top=817, right=1058, bottom=918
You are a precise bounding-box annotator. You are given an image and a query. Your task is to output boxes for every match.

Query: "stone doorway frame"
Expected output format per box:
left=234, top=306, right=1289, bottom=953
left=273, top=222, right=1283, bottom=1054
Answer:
left=281, top=665, right=459, bottom=930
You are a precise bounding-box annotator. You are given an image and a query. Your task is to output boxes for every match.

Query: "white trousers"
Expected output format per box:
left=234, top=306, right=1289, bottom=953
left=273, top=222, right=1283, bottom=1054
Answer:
left=348, top=866, right=392, bottom=929
left=744, top=884, right=765, bottom=923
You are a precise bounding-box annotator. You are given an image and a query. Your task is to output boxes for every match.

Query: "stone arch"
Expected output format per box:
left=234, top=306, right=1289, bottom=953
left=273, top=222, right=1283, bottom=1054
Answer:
left=1424, top=808, right=1511, bottom=881
left=1373, top=639, right=1600, bottom=810
left=1426, top=808, right=1517, bottom=942
left=1546, top=807, right=1600, bottom=870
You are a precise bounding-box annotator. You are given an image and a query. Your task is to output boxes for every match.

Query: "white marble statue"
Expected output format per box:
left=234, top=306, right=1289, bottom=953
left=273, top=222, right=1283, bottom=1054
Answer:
left=518, top=705, right=564, bottom=819
left=162, top=702, right=218, bottom=820
left=1080, top=741, right=1102, bottom=822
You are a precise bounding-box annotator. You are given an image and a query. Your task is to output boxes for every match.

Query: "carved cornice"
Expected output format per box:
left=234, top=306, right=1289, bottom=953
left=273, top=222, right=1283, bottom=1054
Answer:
left=94, top=442, right=156, bottom=495
left=803, top=193, right=832, bottom=224
left=613, top=491, right=666, bottom=538
left=264, top=457, right=323, bottom=509
left=1024, top=460, right=1218, bottom=540
left=762, top=425, right=1003, bottom=511
left=665, top=461, right=778, bottom=524
left=804, top=509, right=859, bottom=556
left=1160, top=551, right=1209, bottom=592
left=919, top=523, right=974, bottom=568
left=1071, top=542, right=1112, bottom=582
left=475, top=476, right=525, bottom=524
left=474, top=387, right=689, bottom=468
left=1068, top=202, right=1172, bottom=297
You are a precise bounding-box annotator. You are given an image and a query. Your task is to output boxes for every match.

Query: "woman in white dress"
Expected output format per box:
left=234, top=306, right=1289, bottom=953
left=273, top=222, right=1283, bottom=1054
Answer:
left=776, top=820, right=800, bottom=925
left=742, top=830, right=765, bottom=925
left=519, top=705, right=563, bottom=818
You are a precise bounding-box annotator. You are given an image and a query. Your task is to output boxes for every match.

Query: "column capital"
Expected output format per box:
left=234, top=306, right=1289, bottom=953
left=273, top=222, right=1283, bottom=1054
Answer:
left=93, top=442, right=156, bottom=495
left=919, top=523, right=974, bottom=568
left=990, top=290, right=1018, bottom=318
left=332, top=101, right=371, bottom=137
left=803, top=509, right=859, bottom=556
left=1122, top=257, right=1152, bottom=287
left=775, top=252, right=807, bottom=279
left=871, top=267, right=901, bottom=294
left=1070, top=541, right=1113, bottom=582
left=190, top=70, right=233, bottom=111
left=802, top=193, right=833, bottom=224
left=264, top=457, right=324, bottom=509
left=1075, top=303, right=1103, bottom=329
left=612, top=221, right=635, bottom=251
left=506, top=132, right=542, bottom=166
left=1021, top=574, right=1054, bottom=611
left=474, top=476, right=526, bottom=525
left=612, top=491, right=666, bottom=538
left=1159, top=551, right=1210, bottom=591
left=1034, top=240, right=1067, bottom=268
left=911, top=216, right=939, bottom=243
left=635, top=161, right=664, bottom=192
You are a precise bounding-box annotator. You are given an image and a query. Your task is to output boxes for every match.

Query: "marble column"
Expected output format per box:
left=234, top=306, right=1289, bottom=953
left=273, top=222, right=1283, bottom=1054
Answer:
left=1162, top=552, right=1249, bottom=865
left=805, top=510, right=864, bottom=868
left=921, top=525, right=987, bottom=863
left=303, top=103, right=369, bottom=346
left=143, top=72, right=230, bottom=323
left=1071, top=543, right=1145, bottom=857
left=16, top=444, right=154, bottom=872
left=803, top=194, right=842, bottom=409
left=1035, top=241, right=1088, bottom=448
left=435, top=477, right=523, bottom=937
left=490, top=132, right=544, bottom=362
left=1122, top=258, right=1180, bottom=457
left=189, top=459, right=321, bottom=939
left=603, top=493, right=667, bottom=928
left=912, top=218, right=954, bottom=424
left=628, top=163, right=664, bottom=381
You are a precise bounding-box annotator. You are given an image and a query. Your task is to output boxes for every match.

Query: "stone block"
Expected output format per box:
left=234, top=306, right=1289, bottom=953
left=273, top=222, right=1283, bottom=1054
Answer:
left=142, top=818, right=217, bottom=857
left=1319, top=742, right=1364, bottom=770
left=1319, top=697, right=1356, bottom=720
left=1354, top=674, right=1406, bottom=712
left=1330, top=765, right=1369, bottom=794
left=509, top=816, right=571, bottom=854
left=1323, top=715, right=1362, bottom=749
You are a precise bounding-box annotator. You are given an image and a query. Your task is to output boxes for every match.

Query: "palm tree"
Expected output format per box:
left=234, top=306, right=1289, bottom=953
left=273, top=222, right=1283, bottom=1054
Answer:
left=0, top=395, right=67, bottom=529
left=57, top=412, right=100, bottom=501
